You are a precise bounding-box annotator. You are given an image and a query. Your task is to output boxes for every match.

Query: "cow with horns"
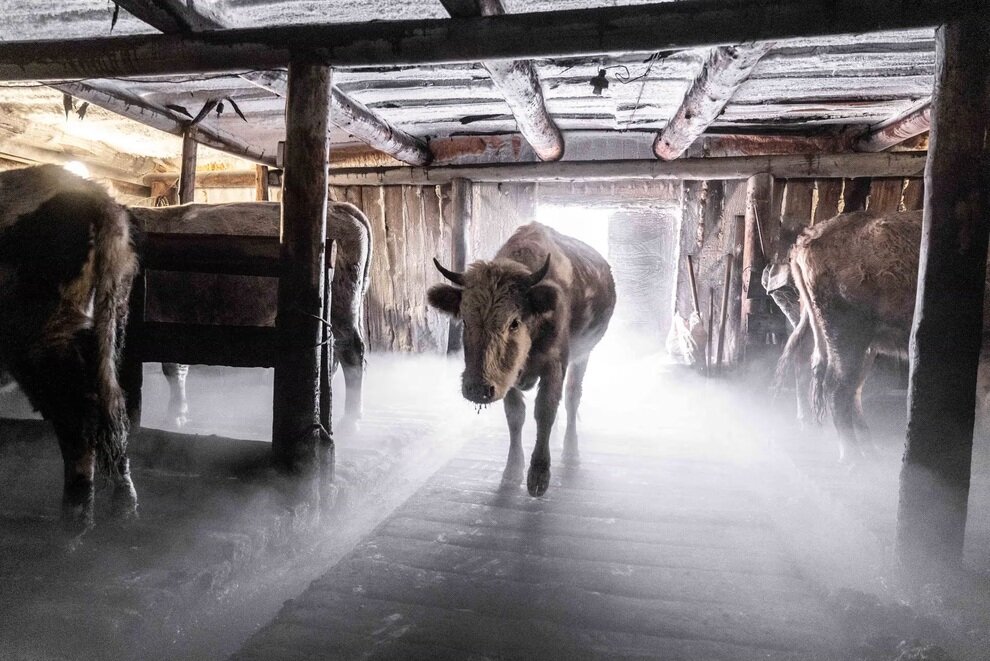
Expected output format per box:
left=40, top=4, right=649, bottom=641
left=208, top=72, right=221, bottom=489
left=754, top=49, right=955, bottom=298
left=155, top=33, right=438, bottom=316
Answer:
left=0, top=165, right=139, bottom=535
left=428, top=222, right=616, bottom=496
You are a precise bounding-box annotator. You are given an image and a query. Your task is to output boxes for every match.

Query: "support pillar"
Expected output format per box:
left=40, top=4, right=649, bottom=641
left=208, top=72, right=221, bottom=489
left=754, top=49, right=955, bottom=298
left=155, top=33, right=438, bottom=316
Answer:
left=178, top=128, right=197, bottom=204
left=897, top=16, right=990, bottom=571
left=272, top=55, right=332, bottom=475
left=256, top=164, right=270, bottom=201
left=740, top=174, right=772, bottom=347
left=446, top=177, right=471, bottom=354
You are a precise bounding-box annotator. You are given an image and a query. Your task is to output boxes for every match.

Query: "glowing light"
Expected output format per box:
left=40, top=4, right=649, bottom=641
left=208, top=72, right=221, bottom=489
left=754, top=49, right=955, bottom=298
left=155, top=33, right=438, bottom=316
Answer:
left=63, top=161, right=91, bottom=179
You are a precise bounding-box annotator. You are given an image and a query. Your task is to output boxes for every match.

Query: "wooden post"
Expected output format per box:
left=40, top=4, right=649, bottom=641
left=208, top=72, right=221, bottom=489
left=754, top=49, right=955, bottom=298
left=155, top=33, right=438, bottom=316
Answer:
left=726, top=214, right=746, bottom=363
left=178, top=128, right=197, bottom=204
left=740, top=174, right=772, bottom=344
left=272, top=55, right=332, bottom=475
left=715, top=256, right=732, bottom=370
left=897, top=17, right=990, bottom=571
left=446, top=177, right=472, bottom=353
left=256, top=164, right=270, bottom=201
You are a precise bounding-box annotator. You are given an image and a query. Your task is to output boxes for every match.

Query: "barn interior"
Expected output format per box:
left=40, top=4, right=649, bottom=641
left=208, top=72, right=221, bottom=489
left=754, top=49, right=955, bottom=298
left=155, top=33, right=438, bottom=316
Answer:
left=1, top=2, right=990, bottom=660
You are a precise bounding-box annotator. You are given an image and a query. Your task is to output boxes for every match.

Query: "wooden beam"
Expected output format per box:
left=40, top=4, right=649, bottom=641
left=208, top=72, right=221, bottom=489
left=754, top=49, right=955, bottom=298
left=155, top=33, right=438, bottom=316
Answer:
left=0, top=1, right=977, bottom=80
left=178, top=129, right=197, bottom=204
left=440, top=0, right=563, bottom=161
left=115, top=1, right=431, bottom=167
left=326, top=152, right=927, bottom=186
left=444, top=178, right=472, bottom=354
left=272, top=55, right=332, bottom=475
left=855, top=97, right=932, bottom=152
left=654, top=42, right=775, bottom=160
left=256, top=165, right=270, bottom=201
left=55, top=81, right=276, bottom=166
left=897, top=17, right=990, bottom=571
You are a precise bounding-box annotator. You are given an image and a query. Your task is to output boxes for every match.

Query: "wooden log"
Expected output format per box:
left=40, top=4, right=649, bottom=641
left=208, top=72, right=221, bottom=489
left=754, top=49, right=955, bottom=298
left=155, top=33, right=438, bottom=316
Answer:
left=132, top=323, right=277, bottom=368
left=439, top=0, right=564, bottom=162
left=654, top=42, right=775, bottom=160
left=0, top=1, right=978, bottom=80
left=855, top=98, right=932, bottom=152
left=740, top=174, right=772, bottom=344
left=673, top=182, right=704, bottom=316
left=54, top=81, right=277, bottom=166
left=685, top=134, right=853, bottom=158
left=726, top=214, right=746, bottom=363
left=715, top=255, right=732, bottom=370
left=898, top=16, right=990, bottom=571
left=256, top=165, right=270, bottom=201
left=841, top=177, right=871, bottom=212
left=272, top=56, right=332, bottom=475
left=445, top=178, right=472, bottom=353
left=178, top=129, right=197, bottom=205
left=686, top=255, right=701, bottom=317
left=327, top=152, right=928, bottom=186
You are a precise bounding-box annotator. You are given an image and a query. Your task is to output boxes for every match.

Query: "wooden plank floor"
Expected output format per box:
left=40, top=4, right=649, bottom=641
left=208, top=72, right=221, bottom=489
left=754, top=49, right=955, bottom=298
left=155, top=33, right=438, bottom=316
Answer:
left=233, top=398, right=849, bottom=661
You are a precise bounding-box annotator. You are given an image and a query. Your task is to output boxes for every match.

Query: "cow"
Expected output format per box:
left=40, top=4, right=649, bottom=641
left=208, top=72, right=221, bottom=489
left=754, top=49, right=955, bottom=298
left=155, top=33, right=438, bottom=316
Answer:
left=128, top=201, right=372, bottom=432
left=0, top=165, right=139, bottom=535
left=428, top=222, right=616, bottom=496
left=774, top=209, right=990, bottom=461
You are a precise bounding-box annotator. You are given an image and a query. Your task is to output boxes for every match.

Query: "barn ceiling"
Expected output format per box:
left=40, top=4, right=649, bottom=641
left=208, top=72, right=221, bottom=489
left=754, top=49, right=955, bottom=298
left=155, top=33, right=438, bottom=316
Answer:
left=0, top=1, right=936, bottom=183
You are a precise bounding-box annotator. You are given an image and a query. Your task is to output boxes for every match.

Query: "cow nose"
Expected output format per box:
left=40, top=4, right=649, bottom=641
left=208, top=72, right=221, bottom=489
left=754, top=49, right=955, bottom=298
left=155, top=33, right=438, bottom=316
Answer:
left=464, top=382, right=495, bottom=403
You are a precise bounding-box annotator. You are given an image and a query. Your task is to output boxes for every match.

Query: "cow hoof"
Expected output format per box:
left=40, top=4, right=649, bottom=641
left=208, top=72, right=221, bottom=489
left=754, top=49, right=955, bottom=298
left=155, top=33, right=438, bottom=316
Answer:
left=501, top=465, right=523, bottom=488
left=527, top=464, right=550, bottom=497
left=59, top=513, right=94, bottom=549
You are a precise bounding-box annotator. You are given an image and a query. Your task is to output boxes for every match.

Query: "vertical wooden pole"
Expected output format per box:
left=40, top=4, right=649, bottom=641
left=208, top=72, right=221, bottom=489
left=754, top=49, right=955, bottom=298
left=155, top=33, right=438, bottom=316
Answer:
left=727, top=214, right=746, bottom=364
left=178, top=128, right=197, bottom=205
left=715, top=256, right=732, bottom=370
left=446, top=177, right=471, bottom=354
left=272, top=55, right=332, bottom=475
left=256, top=164, right=270, bottom=202
left=897, top=17, right=990, bottom=571
left=741, top=174, right=772, bottom=348
left=673, top=181, right=704, bottom=316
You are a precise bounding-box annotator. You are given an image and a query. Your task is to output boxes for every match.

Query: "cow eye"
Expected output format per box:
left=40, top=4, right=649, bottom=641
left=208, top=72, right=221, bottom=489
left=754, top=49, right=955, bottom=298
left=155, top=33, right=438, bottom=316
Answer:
left=509, top=318, right=520, bottom=332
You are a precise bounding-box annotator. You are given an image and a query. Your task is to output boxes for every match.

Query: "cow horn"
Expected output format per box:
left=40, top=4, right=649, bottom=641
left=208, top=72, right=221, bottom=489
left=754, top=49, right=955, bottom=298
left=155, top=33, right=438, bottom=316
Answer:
left=526, top=255, right=551, bottom=287
left=433, top=257, right=465, bottom=286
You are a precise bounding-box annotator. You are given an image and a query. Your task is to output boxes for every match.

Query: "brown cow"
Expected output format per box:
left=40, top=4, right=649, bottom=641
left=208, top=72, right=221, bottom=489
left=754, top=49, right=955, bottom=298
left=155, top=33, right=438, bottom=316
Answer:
left=0, top=165, right=139, bottom=535
left=428, top=222, right=616, bottom=496
left=776, top=209, right=990, bottom=460
left=129, top=201, right=372, bottom=432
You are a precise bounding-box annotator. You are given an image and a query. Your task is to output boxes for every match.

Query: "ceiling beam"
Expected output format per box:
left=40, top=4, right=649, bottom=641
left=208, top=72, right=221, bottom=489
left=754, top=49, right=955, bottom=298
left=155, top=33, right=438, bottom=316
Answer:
left=116, top=0, right=431, bottom=166
left=653, top=42, right=775, bottom=160
left=0, top=1, right=975, bottom=80
left=854, top=97, right=932, bottom=152
left=440, top=0, right=563, bottom=161
left=53, top=81, right=277, bottom=166
left=323, top=151, right=927, bottom=186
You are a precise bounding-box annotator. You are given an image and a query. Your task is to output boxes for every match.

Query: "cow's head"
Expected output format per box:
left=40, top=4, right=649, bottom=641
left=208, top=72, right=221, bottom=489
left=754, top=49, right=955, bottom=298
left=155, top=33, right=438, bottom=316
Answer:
left=428, top=256, right=556, bottom=404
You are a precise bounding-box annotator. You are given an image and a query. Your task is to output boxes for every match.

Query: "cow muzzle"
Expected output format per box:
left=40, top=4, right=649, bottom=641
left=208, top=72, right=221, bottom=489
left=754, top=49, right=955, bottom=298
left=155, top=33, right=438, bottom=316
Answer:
left=463, top=381, right=496, bottom=404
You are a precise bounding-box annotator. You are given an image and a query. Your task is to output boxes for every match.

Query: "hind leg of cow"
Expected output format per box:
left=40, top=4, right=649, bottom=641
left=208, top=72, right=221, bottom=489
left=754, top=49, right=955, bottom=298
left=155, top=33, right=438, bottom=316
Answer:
left=162, top=363, right=189, bottom=428
left=563, top=359, right=588, bottom=465
left=825, top=334, right=874, bottom=463
left=109, top=455, right=138, bottom=521
left=53, top=420, right=97, bottom=537
left=851, top=349, right=876, bottom=444
left=502, top=387, right=526, bottom=487
left=335, top=328, right=365, bottom=434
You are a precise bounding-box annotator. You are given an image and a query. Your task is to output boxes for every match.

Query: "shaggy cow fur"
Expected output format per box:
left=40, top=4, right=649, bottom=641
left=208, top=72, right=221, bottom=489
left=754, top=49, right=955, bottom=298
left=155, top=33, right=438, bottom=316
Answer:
left=129, top=201, right=372, bottom=432
left=0, top=165, right=139, bottom=534
left=775, top=209, right=990, bottom=460
left=428, top=222, right=616, bottom=496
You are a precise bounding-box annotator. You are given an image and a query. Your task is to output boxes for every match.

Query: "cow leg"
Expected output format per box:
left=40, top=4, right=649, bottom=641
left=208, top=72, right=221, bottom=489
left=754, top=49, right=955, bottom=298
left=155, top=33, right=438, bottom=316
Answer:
left=109, top=455, right=139, bottom=521
left=794, top=326, right=815, bottom=429
left=161, top=363, right=189, bottom=428
left=334, top=327, right=365, bottom=434
left=528, top=364, right=563, bottom=497
left=502, top=387, right=526, bottom=486
left=55, top=424, right=96, bottom=537
left=563, top=358, right=588, bottom=464
left=824, top=330, right=874, bottom=463
left=851, top=349, right=877, bottom=443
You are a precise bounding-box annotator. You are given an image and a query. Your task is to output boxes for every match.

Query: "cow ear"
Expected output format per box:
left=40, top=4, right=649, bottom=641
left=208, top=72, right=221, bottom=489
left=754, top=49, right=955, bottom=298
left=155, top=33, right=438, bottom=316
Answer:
left=527, top=284, right=557, bottom=315
left=427, top=284, right=462, bottom=316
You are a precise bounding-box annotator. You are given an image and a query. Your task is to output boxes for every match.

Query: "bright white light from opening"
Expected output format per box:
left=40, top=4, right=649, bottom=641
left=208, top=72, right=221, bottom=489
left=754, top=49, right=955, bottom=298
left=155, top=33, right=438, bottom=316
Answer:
left=63, top=161, right=91, bottom=179
left=535, top=204, right=611, bottom=257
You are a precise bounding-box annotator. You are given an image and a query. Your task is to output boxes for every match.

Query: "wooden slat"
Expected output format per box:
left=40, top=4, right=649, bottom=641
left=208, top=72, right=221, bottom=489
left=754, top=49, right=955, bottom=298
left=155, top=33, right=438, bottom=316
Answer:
left=812, top=179, right=843, bottom=224
left=131, top=323, right=277, bottom=367
left=866, top=178, right=904, bottom=213
left=141, top=233, right=281, bottom=277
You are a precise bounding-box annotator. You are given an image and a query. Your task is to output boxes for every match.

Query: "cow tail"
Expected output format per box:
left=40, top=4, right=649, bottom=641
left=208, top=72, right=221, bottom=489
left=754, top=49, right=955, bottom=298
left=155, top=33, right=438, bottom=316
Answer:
left=90, top=202, right=138, bottom=478
left=771, top=307, right=809, bottom=400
